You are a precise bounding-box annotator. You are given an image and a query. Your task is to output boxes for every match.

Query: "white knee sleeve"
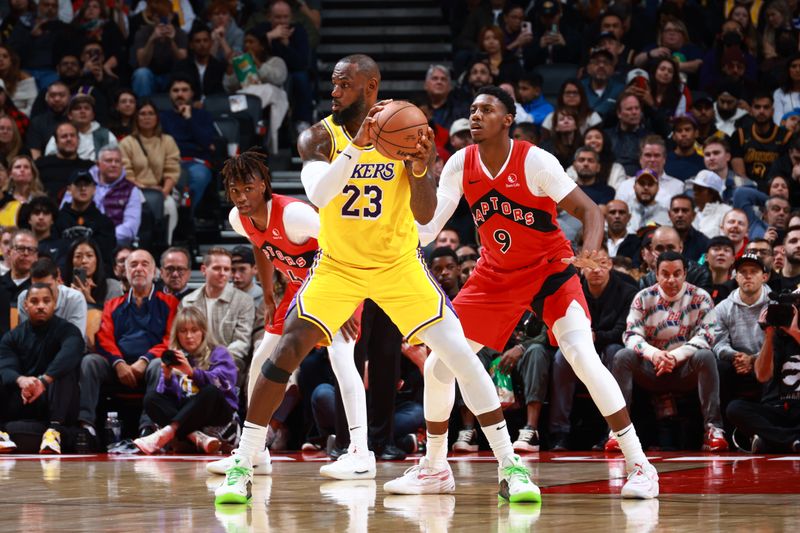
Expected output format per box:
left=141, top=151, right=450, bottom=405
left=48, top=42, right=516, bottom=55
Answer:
left=247, top=333, right=281, bottom=403
left=423, top=352, right=456, bottom=422
left=327, top=332, right=367, bottom=429
left=417, top=309, right=500, bottom=416
left=552, top=301, right=626, bottom=417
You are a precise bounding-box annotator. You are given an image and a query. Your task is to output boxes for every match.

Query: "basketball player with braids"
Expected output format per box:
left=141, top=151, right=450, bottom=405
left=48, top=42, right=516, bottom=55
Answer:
left=207, top=150, right=372, bottom=483
left=215, top=55, right=539, bottom=505
left=408, top=86, right=660, bottom=499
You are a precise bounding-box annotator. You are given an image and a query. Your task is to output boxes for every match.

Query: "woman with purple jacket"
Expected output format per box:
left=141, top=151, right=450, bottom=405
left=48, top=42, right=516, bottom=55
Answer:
left=134, top=306, right=238, bottom=454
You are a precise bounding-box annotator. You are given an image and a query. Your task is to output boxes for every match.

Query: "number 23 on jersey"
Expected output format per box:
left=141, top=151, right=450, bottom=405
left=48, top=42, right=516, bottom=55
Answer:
left=341, top=184, right=384, bottom=219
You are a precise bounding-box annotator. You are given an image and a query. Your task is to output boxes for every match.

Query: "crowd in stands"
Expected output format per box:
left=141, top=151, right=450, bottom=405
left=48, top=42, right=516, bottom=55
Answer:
left=2, top=0, right=800, bottom=457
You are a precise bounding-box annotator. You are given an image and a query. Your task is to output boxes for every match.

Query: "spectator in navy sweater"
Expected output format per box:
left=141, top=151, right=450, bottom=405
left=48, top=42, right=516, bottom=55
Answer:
left=159, top=76, right=214, bottom=213
left=78, top=249, right=178, bottom=437
left=133, top=306, right=238, bottom=454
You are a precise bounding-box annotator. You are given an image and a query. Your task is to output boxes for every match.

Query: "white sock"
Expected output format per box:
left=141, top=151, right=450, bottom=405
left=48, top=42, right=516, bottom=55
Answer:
left=238, top=421, right=269, bottom=461
left=425, top=431, right=448, bottom=469
left=483, top=420, right=515, bottom=465
left=349, top=425, right=368, bottom=453
left=615, top=424, right=648, bottom=471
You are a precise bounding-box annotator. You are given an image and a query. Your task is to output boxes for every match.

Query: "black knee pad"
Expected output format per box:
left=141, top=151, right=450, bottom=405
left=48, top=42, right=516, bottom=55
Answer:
left=261, top=360, right=291, bottom=384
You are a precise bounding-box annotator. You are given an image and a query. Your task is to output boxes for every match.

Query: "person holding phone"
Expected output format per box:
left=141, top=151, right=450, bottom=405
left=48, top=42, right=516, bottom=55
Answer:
left=133, top=306, right=239, bottom=454
left=500, top=4, right=533, bottom=61
left=131, top=1, right=189, bottom=98
left=63, top=237, right=124, bottom=310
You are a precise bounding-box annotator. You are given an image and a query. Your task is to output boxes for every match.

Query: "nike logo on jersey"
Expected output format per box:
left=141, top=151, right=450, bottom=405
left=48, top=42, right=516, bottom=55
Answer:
left=467, top=179, right=481, bottom=185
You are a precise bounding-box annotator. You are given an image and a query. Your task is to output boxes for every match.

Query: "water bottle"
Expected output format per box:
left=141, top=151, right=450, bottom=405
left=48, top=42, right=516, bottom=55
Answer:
left=105, top=412, right=122, bottom=450
left=180, top=186, right=191, bottom=209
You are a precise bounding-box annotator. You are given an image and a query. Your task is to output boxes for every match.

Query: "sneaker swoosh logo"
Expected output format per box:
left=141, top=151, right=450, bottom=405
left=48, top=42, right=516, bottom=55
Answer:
left=354, top=470, right=369, bottom=474
left=496, top=424, right=506, bottom=431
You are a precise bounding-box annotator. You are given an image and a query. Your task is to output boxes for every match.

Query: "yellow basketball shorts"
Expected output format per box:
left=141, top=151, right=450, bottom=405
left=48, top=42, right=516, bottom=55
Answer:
left=294, top=249, right=448, bottom=345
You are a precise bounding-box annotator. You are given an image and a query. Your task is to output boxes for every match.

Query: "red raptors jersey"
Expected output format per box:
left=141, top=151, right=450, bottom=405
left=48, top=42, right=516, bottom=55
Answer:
left=463, top=141, right=572, bottom=270
left=238, top=194, right=319, bottom=287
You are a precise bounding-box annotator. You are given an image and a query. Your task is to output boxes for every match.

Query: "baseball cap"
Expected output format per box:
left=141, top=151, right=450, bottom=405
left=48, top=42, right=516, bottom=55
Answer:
left=692, top=91, right=713, bottom=106
left=626, top=68, right=649, bottom=85
left=231, top=245, right=255, bottom=265
left=589, top=47, right=614, bottom=63
left=734, top=252, right=767, bottom=272
left=69, top=169, right=95, bottom=186
left=707, top=235, right=735, bottom=253
left=672, top=113, right=697, bottom=128
left=635, top=168, right=658, bottom=183
left=596, top=31, right=619, bottom=44
left=687, top=169, right=725, bottom=195
left=449, top=118, right=470, bottom=137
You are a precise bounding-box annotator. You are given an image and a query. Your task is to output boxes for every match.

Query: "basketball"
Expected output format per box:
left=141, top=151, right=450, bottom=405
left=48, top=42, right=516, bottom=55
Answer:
left=372, top=101, right=429, bottom=160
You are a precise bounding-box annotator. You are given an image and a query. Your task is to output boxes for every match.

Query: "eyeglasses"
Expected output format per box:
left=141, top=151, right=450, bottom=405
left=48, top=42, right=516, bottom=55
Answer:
left=13, top=245, right=38, bottom=255
left=163, top=266, right=189, bottom=275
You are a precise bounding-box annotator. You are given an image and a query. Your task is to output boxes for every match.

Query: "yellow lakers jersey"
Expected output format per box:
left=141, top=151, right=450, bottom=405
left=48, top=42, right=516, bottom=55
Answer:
left=318, top=115, right=419, bottom=267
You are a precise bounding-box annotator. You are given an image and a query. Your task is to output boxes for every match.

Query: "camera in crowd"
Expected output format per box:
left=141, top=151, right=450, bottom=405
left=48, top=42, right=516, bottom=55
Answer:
left=763, top=291, right=800, bottom=329
left=161, top=349, right=180, bottom=367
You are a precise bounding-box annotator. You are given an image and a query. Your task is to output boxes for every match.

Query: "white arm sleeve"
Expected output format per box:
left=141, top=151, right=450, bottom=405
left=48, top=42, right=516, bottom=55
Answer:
left=283, top=201, right=321, bottom=243
left=524, top=146, right=577, bottom=202
left=300, top=143, right=364, bottom=208
left=228, top=207, right=247, bottom=238
left=417, top=150, right=465, bottom=246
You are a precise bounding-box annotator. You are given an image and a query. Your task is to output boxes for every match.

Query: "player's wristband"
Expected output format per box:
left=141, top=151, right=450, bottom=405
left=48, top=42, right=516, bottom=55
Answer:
left=411, top=166, right=428, bottom=178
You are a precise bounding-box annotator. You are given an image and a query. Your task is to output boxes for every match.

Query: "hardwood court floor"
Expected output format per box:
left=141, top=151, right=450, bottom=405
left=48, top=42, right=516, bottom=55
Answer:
left=1, top=452, right=799, bottom=532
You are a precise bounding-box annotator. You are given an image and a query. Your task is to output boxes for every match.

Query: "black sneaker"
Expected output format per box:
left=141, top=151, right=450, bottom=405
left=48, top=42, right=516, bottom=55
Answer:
left=74, top=428, right=97, bottom=454
left=512, top=427, right=540, bottom=452
left=550, top=432, right=569, bottom=451
left=377, top=444, right=406, bottom=461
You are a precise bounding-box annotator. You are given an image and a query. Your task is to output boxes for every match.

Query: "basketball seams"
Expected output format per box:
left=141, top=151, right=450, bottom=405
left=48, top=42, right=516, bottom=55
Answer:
left=374, top=100, right=428, bottom=159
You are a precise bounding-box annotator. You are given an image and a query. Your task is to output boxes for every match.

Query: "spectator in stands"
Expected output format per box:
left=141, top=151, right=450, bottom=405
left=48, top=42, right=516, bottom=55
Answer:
left=78, top=248, right=177, bottom=438
left=604, top=93, right=651, bottom=175
left=567, top=126, right=627, bottom=189
left=157, top=246, right=192, bottom=301
left=131, top=0, right=189, bottom=97
left=769, top=226, right=800, bottom=292
left=731, top=91, right=793, bottom=185
left=639, top=226, right=712, bottom=291
left=0, top=115, right=30, bottom=168
left=255, top=0, right=313, bottom=134
left=477, top=25, right=522, bottom=84
left=159, top=76, right=214, bottom=213
left=0, top=226, right=14, bottom=276
left=703, top=137, right=754, bottom=203
left=772, top=54, right=800, bottom=125
left=571, top=146, right=614, bottom=206
left=721, top=209, right=751, bottom=257
left=22, top=195, right=67, bottom=261
left=206, top=0, right=243, bottom=64
left=43, top=94, right=119, bottom=162
left=0, top=229, right=37, bottom=304
left=69, top=0, right=125, bottom=73
left=423, top=64, right=468, bottom=131
left=179, top=247, right=254, bottom=378
left=624, top=169, right=671, bottom=232
left=0, top=155, right=45, bottom=227
left=506, top=73, right=546, bottom=127
left=111, top=245, right=132, bottom=287
left=75, top=40, right=121, bottom=116
left=669, top=194, right=710, bottom=262
left=581, top=48, right=624, bottom=121
left=230, top=245, right=264, bottom=344
left=526, top=0, right=581, bottom=66
left=27, top=82, right=70, bottom=160
left=455, top=59, right=493, bottom=107
left=613, top=250, right=727, bottom=451
left=748, top=195, right=791, bottom=244
left=687, top=170, right=732, bottom=239
left=633, top=16, right=703, bottom=76
left=36, top=122, right=94, bottom=201
left=550, top=248, right=637, bottom=451
left=726, top=283, right=800, bottom=454
left=714, top=253, right=769, bottom=410
left=4, top=0, right=68, bottom=90
left=616, top=135, right=684, bottom=209
left=175, top=23, right=227, bottom=98
left=222, top=28, right=289, bottom=155
left=447, top=118, right=473, bottom=155
left=53, top=170, right=117, bottom=265
left=733, top=176, right=791, bottom=235
left=119, top=100, right=180, bottom=247
left=62, top=237, right=123, bottom=312
left=107, top=90, right=137, bottom=139
left=706, top=236, right=737, bottom=304
left=699, top=19, right=758, bottom=95
left=454, top=0, right=507, bottom=57
left=665, top=114, right=705, bottom=181
left=133, top=306, right=238, bottom=454
left=711, top=46, right=758, bottom=104
left=539, top=107, right=581, bottom=169
left=499, top=3, right=532, bottom=62
left=434, top=226, right=460, bottom=251
left=0, top=77, right=29, bottom=139
left=543, top=79, right=601, bottom=136
left=0, top=282, right=84, bottom=454
left=713, top=84, right=748, bottom=136
left=0, top=45, right=37, bottom=118
left=605, top=199, right=638, bottom=258
left=745, top=239, right=777, bottom=281
left=17, top=256, right=86, bottom=333
left=691, top=94, right=723, bottom=143
left=645, top=57, right=691, bottom=122
left=760, top=0, right=796, bottom=64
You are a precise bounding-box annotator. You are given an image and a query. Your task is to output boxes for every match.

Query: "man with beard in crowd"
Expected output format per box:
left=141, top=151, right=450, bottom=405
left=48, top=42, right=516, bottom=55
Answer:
left=731, top=91, right=793, bottom=186
left=769, top=226, right=800, bottom=292
left=668, top=194, right=710, bottom=262
left=36, top=122, right=94, bottom=200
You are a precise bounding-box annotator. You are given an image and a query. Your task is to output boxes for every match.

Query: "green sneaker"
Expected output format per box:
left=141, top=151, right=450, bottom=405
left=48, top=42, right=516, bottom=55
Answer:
left=498, top=455, right=541, bottom=503
left=214, top=455, right=253, bottom=504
